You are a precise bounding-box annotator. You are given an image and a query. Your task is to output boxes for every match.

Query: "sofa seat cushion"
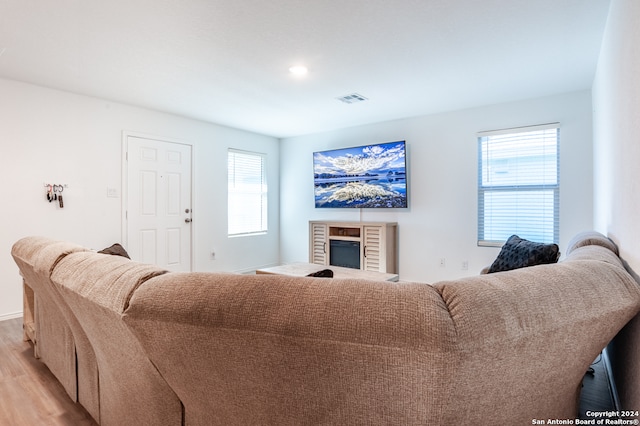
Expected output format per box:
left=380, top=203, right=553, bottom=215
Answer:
left=488, top=235, right=560, bottom=274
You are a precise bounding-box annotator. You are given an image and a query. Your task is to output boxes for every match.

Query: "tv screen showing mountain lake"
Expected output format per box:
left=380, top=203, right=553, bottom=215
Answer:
left=313, top=141, right=407, bottom=208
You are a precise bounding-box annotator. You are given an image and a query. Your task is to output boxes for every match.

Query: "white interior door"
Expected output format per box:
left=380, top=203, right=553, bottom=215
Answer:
left=125, top=135, right=192, bottom=271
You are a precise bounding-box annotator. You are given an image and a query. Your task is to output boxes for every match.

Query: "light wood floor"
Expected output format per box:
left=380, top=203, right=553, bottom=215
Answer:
left=0, top=317, right=616, bottom=425
left=0, top=318, right=96, bottom=425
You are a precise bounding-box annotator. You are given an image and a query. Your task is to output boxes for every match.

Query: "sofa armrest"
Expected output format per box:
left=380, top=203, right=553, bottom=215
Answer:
left=566, top=230, right=618, bottom=255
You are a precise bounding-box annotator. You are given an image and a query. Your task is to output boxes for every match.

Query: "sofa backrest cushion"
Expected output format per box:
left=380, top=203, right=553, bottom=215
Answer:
left=51, top=251, right=182, bottom=426
left=11, top=236, right=89, bottom=282
left=124, top=272, right=457, bottom=425
left=53, top=251, right=167, bottom=313
left=126, top=272, right=453, bottom=350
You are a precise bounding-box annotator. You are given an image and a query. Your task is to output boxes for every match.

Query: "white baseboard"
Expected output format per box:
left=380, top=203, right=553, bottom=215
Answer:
left=0, top=311, right=23, bottom=322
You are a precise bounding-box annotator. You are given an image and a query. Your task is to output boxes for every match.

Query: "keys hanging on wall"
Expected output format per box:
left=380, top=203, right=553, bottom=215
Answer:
left=54, top=184, right=64, bottom=208
left=44, top=183, right=66, bottom=208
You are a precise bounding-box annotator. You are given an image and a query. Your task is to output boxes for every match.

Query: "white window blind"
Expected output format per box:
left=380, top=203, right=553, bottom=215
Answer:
left=477, top=123, right=559, bottom=246
left=228, top=149, right=267, bottom=237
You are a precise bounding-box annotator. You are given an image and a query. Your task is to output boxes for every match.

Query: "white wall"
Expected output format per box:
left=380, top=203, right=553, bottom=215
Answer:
left=593, top=0, right=640, bottom=274
left=0, top=78, right=280, bottom=319
left=280, top=91, right=594, bottom=283
left=592, top=0, right=640, bottom=412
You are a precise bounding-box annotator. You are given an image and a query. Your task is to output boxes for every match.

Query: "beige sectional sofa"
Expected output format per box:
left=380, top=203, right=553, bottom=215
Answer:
left=11, top=232, right=640, bottom=425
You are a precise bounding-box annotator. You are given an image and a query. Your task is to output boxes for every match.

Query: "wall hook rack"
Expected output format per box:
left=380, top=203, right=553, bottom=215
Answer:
left=44, top=183, right=68, bottom=208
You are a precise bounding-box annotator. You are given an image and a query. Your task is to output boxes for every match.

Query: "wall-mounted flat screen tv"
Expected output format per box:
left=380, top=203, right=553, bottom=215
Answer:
left=313, top=140, right=408, bottom=208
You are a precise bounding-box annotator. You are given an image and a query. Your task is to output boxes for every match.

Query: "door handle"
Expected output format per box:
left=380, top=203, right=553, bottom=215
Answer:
left=185, top=218, right=192, bottom=223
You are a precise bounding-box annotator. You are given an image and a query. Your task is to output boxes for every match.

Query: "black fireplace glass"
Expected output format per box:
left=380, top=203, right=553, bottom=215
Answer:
left=329, top=240, right=361, bottom=269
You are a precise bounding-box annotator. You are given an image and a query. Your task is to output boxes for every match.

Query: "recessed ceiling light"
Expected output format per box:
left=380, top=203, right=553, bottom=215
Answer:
left=289, top=65, right=308, bottom=76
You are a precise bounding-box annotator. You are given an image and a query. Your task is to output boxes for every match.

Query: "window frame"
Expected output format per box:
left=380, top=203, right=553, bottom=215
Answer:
left=227, top=148, right=268, bottom=237
left=477, top=123, right=560, bottom=247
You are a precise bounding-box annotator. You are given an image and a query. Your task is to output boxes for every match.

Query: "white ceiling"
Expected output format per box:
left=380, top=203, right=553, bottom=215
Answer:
left=0, top=0, right=611, bottom=138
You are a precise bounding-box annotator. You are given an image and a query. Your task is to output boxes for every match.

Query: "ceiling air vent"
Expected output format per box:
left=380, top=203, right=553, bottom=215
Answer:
left=336, top=93, right=368, bottom=104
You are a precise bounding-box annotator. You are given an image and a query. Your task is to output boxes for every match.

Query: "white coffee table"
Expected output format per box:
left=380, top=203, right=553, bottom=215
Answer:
left=256, top=262, right=399, bottom=282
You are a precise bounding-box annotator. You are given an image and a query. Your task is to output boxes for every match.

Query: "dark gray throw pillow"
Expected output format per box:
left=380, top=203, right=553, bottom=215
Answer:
left=487, top=235, right=559, bottom=274
left=306, top=269, right=334, bottom=278
left=98, top=243, right=131, bottom=259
